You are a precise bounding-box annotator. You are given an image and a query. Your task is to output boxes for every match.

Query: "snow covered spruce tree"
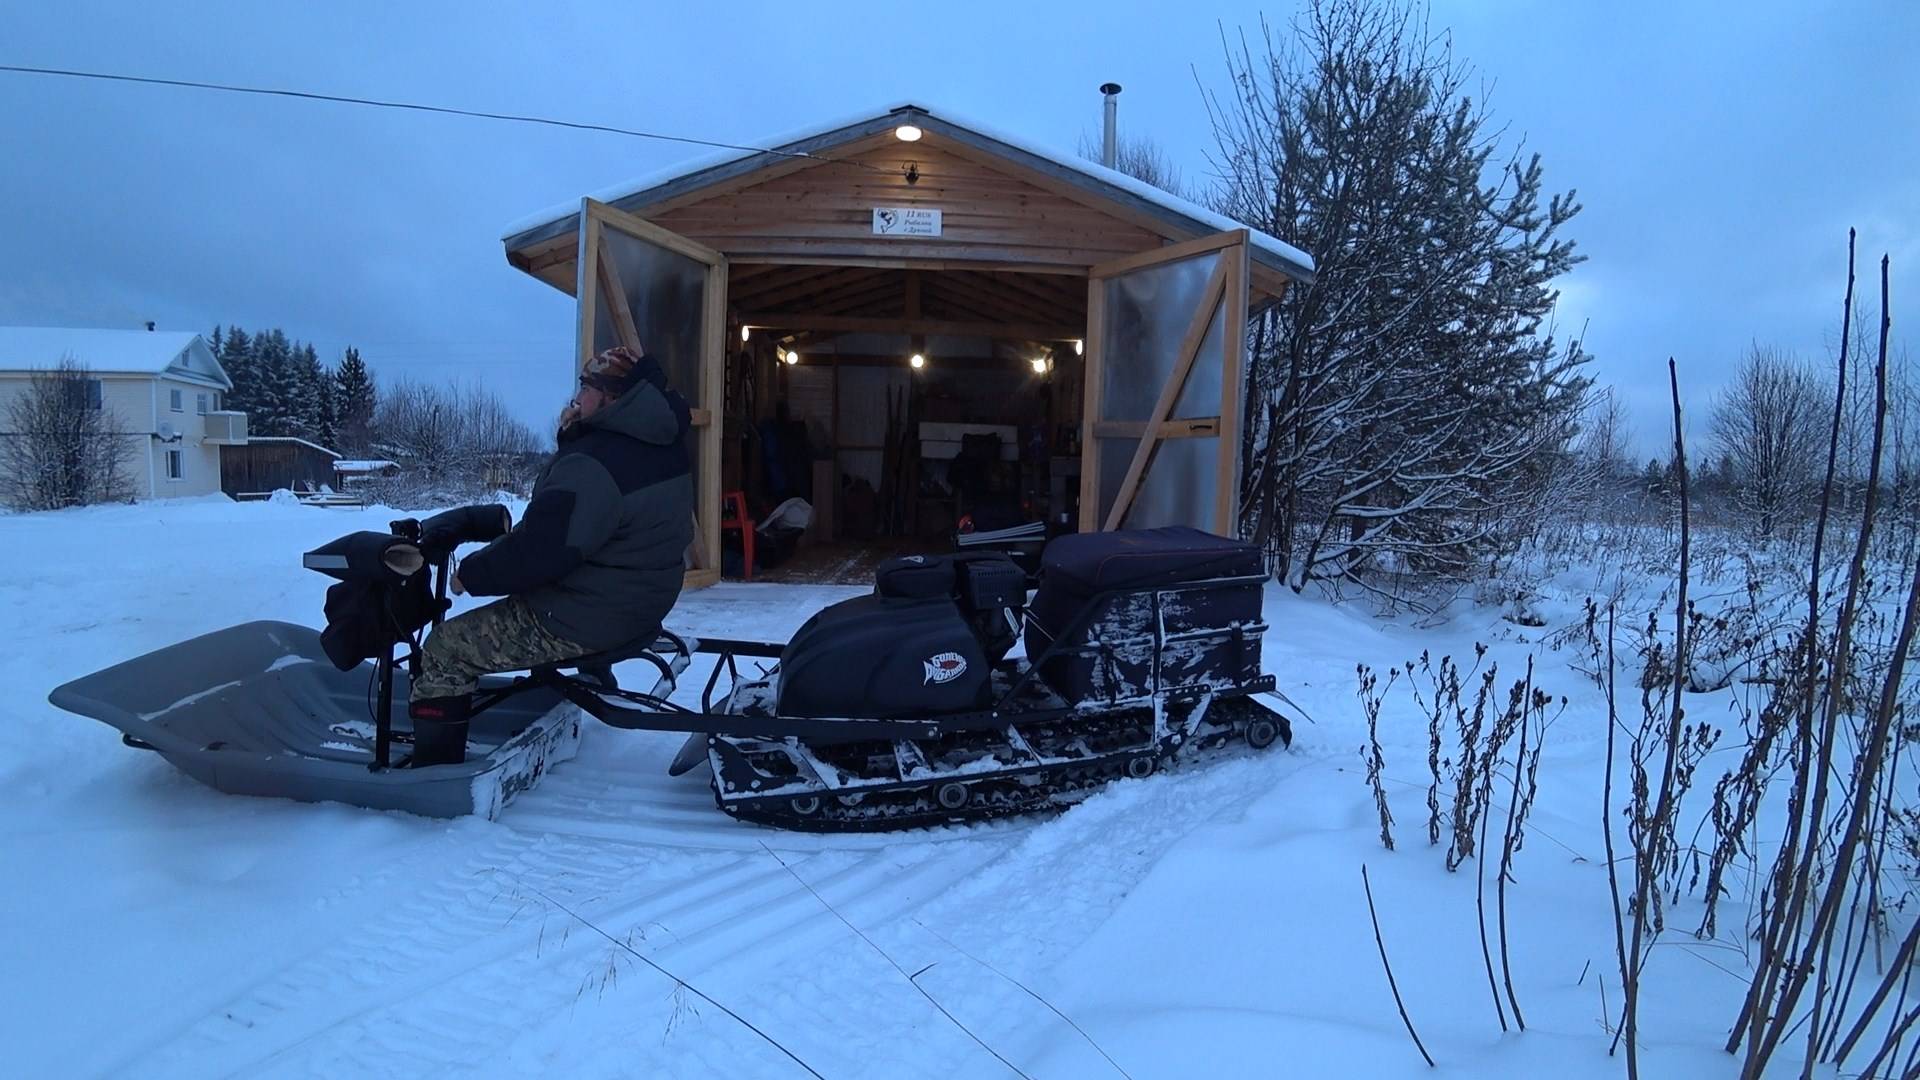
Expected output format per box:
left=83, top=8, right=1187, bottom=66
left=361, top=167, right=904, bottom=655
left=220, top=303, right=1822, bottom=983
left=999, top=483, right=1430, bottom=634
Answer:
left=333, top=347, right=376, bottom=454
left=0, top=358, right=134, bottom=510
left=213, top=326, right=253, bottom=415
left=289, top=342, right=335, bottom=446
left=212, top=327, right=347, bottom=445
left=1203, top=0, right=1589, bottom=591
left=246, top=330, right=298, bottom=438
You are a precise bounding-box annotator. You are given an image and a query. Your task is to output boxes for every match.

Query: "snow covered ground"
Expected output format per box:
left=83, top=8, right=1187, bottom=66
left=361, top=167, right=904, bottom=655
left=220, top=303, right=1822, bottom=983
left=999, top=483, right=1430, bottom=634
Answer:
left=0, top=498, right=1769, bottom=1077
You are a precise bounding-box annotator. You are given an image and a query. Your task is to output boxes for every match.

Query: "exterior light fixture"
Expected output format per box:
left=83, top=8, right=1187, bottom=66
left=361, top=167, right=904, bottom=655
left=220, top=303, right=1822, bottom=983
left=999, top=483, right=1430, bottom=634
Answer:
left=1030, top=356, right=1049, bottom=374
left=784, top=350, right=800, bottom=365
left=740, top=325, right=751, bottom=343
left=894, top=124, right=923, bottom=143
left=909, top=353, right=926, bottom=369
left=1073, top=338, right=1084, bottom=356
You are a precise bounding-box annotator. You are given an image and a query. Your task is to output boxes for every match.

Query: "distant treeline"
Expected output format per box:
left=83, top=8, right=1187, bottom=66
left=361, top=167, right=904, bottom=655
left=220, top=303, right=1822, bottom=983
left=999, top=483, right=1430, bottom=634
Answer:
left=211, top=325, right=542, bottom=503
left=210, top=326, right=374, bottom=452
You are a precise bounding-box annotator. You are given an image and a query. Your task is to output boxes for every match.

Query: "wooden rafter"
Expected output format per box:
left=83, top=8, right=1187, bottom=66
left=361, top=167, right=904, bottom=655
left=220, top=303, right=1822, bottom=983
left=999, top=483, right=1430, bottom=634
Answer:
left=729, top=255, right=1091, bottom=276
left=805, top=292, right=894, bottom=322
left=792, top=273, right=901, bottom=315
left=523, top=239, right=577, bottom=274
left=729, top=264, right=840, bottom=306
left=941, top=271, right=1067, bottom=325
left=983, top=276, right=1090, bottom=319
left=1003, top=273, right=1088, bottom=315
left=928, top=273, right=1031, bottom=320
left=741, top=267, right=887, bottom=311
left=1090, top=230, right=1249, bottom=280
left=737, top=313, right=1084, bottom=340
left=919, top=285, right=1000, bottom=325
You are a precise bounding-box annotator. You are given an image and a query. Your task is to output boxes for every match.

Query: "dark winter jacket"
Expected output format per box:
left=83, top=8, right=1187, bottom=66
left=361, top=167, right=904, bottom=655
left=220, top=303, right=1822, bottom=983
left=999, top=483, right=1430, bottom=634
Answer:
left=456, top=376, right=693, bottom=652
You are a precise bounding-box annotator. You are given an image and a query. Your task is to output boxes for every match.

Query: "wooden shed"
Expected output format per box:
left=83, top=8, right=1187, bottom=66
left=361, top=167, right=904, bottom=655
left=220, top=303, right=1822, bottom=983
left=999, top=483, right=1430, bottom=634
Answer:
left=220, top=437, right=340, bottom=498
left=502, top=103, right=1315, bottom=586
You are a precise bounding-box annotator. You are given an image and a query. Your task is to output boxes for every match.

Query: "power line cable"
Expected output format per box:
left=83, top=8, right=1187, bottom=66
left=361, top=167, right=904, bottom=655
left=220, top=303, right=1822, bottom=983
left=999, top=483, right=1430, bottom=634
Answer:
left=0, top=63, right=891, bottom=172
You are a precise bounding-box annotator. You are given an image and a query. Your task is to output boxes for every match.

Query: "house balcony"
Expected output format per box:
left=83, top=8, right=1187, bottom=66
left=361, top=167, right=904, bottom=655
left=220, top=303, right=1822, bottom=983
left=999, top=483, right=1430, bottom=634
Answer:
left=204, top=410, right=248, bottom=445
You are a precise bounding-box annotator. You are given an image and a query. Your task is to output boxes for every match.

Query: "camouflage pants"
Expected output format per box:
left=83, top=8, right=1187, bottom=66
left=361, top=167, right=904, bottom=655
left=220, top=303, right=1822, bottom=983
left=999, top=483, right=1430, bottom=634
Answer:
left=409, top=595, right=589, bottom=701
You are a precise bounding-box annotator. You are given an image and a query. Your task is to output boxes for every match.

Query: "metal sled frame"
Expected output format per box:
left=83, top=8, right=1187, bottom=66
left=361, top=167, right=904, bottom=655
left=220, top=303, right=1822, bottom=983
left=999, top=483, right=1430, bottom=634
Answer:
left=51, top=546, right=1285, bottom=827
left=522, top=572, right=1273, bottom=737
left=487, top=571, right=1287, bottom=828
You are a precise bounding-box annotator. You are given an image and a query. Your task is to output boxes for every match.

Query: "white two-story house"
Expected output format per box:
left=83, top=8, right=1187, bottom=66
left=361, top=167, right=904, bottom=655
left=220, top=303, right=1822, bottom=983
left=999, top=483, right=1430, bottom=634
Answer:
left=0, top=326, right=248, bottom=499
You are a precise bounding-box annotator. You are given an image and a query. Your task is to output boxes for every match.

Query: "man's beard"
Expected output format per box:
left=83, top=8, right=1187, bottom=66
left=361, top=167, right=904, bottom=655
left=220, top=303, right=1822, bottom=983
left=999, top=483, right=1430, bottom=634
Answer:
left=555, top=401, right=581, bottom=440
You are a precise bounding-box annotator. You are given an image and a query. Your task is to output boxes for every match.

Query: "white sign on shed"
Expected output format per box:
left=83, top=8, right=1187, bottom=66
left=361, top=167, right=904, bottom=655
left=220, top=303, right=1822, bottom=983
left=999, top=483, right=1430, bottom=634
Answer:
left=871, top=207, right=942, bottom=237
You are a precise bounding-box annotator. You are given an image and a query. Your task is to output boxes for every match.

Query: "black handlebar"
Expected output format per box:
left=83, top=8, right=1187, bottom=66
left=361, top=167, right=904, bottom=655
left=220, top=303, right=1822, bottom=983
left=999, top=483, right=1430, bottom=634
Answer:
left=402, top=503, right=512, bottom=562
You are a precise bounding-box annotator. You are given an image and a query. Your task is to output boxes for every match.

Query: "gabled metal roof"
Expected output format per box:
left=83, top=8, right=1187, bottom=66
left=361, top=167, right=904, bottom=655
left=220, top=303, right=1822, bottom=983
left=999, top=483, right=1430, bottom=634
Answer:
left=502, top=103, right=1315, bottom=285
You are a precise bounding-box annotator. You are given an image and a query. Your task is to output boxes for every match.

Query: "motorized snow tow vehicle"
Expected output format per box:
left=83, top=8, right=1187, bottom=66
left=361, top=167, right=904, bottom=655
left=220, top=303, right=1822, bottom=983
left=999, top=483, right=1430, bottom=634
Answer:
left=49, top=506, right=1295, bottom=830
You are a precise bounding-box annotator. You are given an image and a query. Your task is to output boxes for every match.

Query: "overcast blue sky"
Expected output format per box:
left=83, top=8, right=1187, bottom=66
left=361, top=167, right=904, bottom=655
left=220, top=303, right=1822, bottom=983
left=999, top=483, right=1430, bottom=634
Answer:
left=1, top=1, right=1913, bottom=452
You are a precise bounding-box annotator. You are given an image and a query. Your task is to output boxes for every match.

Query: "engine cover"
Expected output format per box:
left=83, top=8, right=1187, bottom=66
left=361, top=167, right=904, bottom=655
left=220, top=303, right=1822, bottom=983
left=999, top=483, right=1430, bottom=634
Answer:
left=776, top=594, right=990, bottom=719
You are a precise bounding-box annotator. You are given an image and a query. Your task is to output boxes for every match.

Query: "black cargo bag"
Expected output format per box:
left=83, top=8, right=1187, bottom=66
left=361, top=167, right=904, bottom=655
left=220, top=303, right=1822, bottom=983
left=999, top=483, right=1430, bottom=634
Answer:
left=1023, top=527, right=1265, bottom=703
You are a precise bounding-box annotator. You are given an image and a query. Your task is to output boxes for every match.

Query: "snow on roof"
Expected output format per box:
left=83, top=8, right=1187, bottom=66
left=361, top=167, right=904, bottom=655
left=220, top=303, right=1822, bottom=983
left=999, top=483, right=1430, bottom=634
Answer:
left=333, top=460, right=400, bottom=473
left=501, top=102, right=1315, bottom=278
left=246, top=436, right=341, bottom=458
left=0, top=326, right=204, bottom=376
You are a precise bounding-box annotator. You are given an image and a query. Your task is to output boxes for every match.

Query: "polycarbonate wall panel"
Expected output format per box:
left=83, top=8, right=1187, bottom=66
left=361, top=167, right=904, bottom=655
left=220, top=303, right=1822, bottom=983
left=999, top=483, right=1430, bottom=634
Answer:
left=592, top=226, right=708, bottom=408
left=1173, top=303, right=1225, bottom=419
left=1126, top=436, right=1218, bottom=529
left=1096, top=437, right=1136, bottom=526
left=1096, top=432, right=1222, bottom=530
left=1098, top=250, right=1224, bottom=422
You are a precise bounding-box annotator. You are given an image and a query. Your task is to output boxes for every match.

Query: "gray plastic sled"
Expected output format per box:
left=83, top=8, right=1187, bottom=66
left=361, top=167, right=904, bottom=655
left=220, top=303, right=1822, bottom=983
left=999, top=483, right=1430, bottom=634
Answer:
left=48, top=620, right=584, bottom=819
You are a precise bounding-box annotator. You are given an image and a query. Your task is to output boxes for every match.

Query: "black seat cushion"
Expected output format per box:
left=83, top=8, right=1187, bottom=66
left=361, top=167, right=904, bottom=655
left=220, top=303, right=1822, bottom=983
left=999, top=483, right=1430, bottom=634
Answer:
left=1037, top=527, right=1261, bottom=593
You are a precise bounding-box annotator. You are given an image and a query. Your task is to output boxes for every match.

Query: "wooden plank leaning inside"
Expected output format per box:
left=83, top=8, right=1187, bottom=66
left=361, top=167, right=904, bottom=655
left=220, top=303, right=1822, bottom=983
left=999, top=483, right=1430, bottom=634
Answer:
left=1212, top=241, right=1251, bottom=534
left=1101, top=254, right=1231, bottom=531
left=596, top=244, right=645, bottom=354
left=1077, top=277, right=1108, bottom=532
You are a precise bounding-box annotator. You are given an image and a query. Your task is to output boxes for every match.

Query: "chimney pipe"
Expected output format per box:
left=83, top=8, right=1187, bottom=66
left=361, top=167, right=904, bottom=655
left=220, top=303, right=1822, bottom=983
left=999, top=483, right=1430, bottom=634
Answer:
left=1100, top=82, right=1122, bottom=169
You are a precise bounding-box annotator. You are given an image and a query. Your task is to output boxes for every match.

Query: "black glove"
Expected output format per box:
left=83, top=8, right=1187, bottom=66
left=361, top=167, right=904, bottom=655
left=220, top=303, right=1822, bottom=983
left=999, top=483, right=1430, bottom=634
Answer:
left=418, top=503, right=512, bottom=561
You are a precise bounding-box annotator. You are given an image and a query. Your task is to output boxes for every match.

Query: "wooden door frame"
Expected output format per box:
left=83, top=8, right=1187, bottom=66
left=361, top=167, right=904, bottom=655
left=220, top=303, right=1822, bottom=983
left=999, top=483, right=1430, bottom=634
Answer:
left=576, top=198, right=728, bottom=588
left=1080, top=230, right=1249, bottom=535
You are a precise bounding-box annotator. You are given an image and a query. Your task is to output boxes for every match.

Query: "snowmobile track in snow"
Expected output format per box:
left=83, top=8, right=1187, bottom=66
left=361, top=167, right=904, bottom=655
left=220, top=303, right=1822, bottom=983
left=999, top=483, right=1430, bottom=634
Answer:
left=124, top=799, right=1020, bottom=1078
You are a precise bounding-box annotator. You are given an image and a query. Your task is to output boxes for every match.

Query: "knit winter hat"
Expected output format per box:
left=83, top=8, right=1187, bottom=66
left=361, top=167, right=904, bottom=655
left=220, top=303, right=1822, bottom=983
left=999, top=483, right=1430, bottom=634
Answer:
left=579, top=345, right=652, bottom=398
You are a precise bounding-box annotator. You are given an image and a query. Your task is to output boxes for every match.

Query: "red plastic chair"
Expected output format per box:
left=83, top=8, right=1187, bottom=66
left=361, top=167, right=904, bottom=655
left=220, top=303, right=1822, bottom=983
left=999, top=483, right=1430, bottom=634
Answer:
left=720, top=491, right=753, bottom=581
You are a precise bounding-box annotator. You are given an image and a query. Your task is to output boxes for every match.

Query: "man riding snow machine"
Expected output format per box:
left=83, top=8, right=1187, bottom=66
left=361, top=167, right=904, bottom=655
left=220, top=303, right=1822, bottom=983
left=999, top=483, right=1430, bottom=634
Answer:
left=50, top=510, right=1293, bottom=831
